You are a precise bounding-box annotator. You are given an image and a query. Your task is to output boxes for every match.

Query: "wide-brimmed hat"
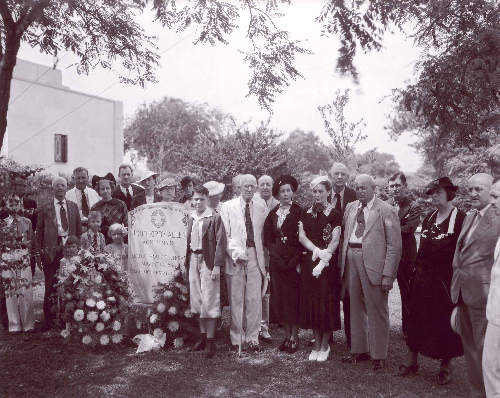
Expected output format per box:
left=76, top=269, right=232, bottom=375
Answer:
left=425, top=177, right=458, bottom=195
left=272, top=175, right=298, bottom=197
left=203, top=181, right=225, bottom=196
left=158, top=177, right=177, bottom=190
left=137, top=170, right=159, bottom=183
left=92, top=173, right=116, bottom=189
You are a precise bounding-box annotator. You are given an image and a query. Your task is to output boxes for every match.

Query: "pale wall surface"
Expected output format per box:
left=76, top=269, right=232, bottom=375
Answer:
left=4, top=59, right=124, bottom=176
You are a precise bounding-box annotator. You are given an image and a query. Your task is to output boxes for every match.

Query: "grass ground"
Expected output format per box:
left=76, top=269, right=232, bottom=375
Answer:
left=0, top=272, right=471, bottom=398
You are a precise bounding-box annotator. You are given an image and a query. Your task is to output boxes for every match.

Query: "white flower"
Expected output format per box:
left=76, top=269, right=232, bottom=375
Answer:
left=82, top=250, right=93, bottom=260
left=95, top=322, right=105, bottom=332
left=96, top=300, right=106, bottom=310
left=112, top=321, right=121, bottom=331
left=173, top=337, right=184, bottom=348
left=86, top=298, right=96, bottom=308
left=100, top=311, right=110, bottom=322
left=136, top=320, right=142, bottom=329
left=163, top=290, right=173, bottom=298
left=60, top=329, right=70, bottom=339
left=111, top=334, right=123, bottom=344
left=100, top=334, right=110, bottom=345
left=179, top=285, right=188, bottom=295
left=73, top=309, right=85, bottom=322
left=157, top=303, right=166, bottom=313
left=153, top=328, right=164, bottom=338
left=107, top=296, right=116, bottom=303
left=78, top=328, right=83, bottom=333
left=184, top=310, right=193, bottom=319
left=150, top=314, right=158, bottom=324
left=87, top=311, right=98, bottom=322
left=94, top=274, right=103, bottom=284
left=167, top=321, right=179, bottom=332
left=180, top=295, right=187, bottom=302
left=82, top=335, right=92, bottom=345
left=168, top=306, right=177, bottom=316
left=65, top=292, right=73, bottom=300
left=92, top=291, right=102, bottom=299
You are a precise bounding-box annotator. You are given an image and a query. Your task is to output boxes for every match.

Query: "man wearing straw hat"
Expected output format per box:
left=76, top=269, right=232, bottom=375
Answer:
left=220, top=174, right=268, bottom=353
left=203, top=181, right=225, bottom=213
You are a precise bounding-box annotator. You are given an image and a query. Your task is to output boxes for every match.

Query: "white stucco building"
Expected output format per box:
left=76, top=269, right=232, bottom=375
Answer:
left=3, top=59, right=123, bottom=176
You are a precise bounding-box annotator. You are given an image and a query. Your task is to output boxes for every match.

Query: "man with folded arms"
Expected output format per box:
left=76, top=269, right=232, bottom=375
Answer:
left=340, top=174, right=402, bottom=370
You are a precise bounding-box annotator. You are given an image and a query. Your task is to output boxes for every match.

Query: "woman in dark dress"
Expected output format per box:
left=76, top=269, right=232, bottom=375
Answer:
left=399, top=177, right=465, bottom=385
left=263, top=175, right=302, bottom=353
left=299, top=176, right=342, bottom=362
left=91, top=179, right=128, bottom=244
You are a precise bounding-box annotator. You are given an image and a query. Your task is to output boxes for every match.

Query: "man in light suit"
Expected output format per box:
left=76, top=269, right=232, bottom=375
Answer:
left=340, top=174, right=402, bottom=370
left=35, top=177, right=82, bottom=329
left=330, top=162, right=357, bottom=348
left=220, top=174, right=269, bottom=351
left=257, top=174, right=279, bottom=342
left=65, top=167, right=100, bottom=227
left=483, top=180, right=500, bottom=397
left=452, top=173, right=500, bottom=397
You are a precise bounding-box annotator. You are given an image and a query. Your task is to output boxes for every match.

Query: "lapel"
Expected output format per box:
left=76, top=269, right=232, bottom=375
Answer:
left=363, top=198, right=380, bottom=237
left=463, top=207, right=492, bottom=252
left=457, top=211, right=476, bottom=252
left=49, top=202, right=57, bottom=229
left=201, top=215, right=211, bottom=238
left=345, top=202, right=358, bottom=240
left=398, top=202, right=410, bottom=221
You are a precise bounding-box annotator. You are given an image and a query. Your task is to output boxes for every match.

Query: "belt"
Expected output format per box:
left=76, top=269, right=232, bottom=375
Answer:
left=190, top=249, right=203, bottom=254
left=246, top=242, right=255, bottom=248
left=348, top=242, right=362, bottom=248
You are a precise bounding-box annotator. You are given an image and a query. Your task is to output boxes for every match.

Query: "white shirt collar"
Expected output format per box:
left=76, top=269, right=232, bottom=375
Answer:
left=478, top=204, right=491, bottom=217
left=120, top=185, right=132, bottom=195
left=359, top=195, right=376, bottom=211
left=191, top=207, right=212, bottom=221
left=54, top=197, right=67, bottom=206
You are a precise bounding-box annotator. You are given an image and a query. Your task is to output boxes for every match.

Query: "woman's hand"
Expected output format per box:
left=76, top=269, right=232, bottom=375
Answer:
left=312, top=261, right=327, bottom=278
left=312, top=246, right=321, bottom=261
left=317, top=249, right=332, bottom=263
left=211, top=266, right=220, bottom=280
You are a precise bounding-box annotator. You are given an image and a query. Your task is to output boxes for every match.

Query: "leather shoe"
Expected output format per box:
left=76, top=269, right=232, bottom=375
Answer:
left=342, top=352, right=371, bottom=363
left=278, top=338, right=290, bottom=352
left=287, top=339, right=299, bottom=354
left=397, top=363, right=419, bottom=376
left=248, top=342, right=261, bottom=353
left=372, top=359, right=385, bottom=371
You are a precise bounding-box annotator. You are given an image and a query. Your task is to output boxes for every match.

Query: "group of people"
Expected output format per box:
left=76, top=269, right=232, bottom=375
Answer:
left=1, top=160, right=500, bottom=398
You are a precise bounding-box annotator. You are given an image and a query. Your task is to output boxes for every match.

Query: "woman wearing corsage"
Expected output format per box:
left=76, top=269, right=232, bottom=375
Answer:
left=298, top=176, right=342, bottom=362
left=399, top=177, right=465, bottom=385
left=263, top=175, right=302, bottom=353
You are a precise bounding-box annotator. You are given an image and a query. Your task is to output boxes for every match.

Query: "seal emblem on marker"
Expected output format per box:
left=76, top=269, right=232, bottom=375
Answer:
left=151, top=209, right=166, bottom=229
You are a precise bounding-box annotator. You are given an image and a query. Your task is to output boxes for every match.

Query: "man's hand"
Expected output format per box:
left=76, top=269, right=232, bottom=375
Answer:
left=381, top=276, right=394, bottom=293
left=235, top=258, right=248, bottom=267
left=211, top=266, right=220, bottom=280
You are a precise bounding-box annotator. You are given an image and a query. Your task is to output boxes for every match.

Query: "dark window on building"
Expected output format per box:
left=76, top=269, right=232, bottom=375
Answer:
left=54, top=134, right=68, bottom=162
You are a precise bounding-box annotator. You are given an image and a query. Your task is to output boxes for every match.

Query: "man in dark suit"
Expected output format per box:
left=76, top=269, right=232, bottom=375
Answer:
left=451, top=173, right=500, bottom=397
left=387, top=172, right=421, bottom=339
left=112, top=164, right=146, bottom=211
left=35, top=177, right=82, bottom=329
left=330, top=162, right=357, bottom=348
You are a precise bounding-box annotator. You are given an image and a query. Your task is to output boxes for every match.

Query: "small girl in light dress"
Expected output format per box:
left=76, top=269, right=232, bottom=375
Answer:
left=104, top=223, right=128, bottom=272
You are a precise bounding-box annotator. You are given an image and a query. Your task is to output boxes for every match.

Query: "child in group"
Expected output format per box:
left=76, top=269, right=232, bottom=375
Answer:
left=104, top=223, right=128, bottom=272
left=80, top=211, right=106, bottom=253
left=58, top=236, right=80, bottom=282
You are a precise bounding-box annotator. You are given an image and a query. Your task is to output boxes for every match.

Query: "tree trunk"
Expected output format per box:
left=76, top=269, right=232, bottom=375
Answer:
left=0, top=30, right=21, bottom=155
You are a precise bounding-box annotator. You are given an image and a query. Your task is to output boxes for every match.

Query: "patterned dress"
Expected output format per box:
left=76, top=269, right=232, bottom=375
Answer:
left=91, top=198, right=128, bottom=244
left=299, top=204, right=342, bottom=331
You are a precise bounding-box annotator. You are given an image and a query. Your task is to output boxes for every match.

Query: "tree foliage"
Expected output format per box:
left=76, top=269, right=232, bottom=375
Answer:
left=319, top=89, right=366, bottom=165
left=124, top=97, right=235, bottom=172
left=355, top=149, right=400, bottom=179
left=282, top=129, right=332, bottom=175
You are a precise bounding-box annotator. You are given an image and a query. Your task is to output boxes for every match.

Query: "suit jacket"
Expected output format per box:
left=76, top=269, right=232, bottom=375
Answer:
left=112, top=183, right=145, bottom=211
left=184, top=210, right=226, bottom=272
left=219, top=195, right=269, bottom=276
left=451, top=205, right=500, bottom=305
left=342, top=187, right=357, bottom=215
left=486, top=238, right=500, bottom=325
left=388, top=198, right=421, bottom=265
left=340, top=197, right=402, bottom=285
left=35, top=199, right=82, bottom=263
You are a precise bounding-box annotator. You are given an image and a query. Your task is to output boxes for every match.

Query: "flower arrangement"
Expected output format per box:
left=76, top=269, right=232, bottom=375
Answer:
left=135, top=271, right=197, bottom=349
left=57, top=249, right=133, bottom=348
left=0, top=219, right=31, bottom=298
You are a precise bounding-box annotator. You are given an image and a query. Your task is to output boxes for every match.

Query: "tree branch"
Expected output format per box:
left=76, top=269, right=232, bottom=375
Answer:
left=16, top=0, right=52, bottom=37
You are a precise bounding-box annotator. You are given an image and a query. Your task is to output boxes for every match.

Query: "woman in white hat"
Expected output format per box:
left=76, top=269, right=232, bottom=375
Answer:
left=137, top=171, right=160, bottom=204
left=203, top=181, right=225, bottom=213
left=157, top=177, right=178, bottom=203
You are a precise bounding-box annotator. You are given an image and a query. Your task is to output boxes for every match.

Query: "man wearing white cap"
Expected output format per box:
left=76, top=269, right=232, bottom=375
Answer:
left=203, top=181, right=225, bottom=213
left=220, top=174, right=269, bottom=351
left=157, top=177, right=177, bottom=202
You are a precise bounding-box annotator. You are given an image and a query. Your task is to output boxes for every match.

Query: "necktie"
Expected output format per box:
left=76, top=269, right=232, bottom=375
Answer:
left=59, top=201, right=68, bottom=232
left=80, top=188, right=89, bottom=217
left=354, top=203, right=366, bottom=238
left=334, top=193, right=341, bottom=214
left=125, top=188, right=132, bottom=209
left=245, top=202, right=255, bottom=247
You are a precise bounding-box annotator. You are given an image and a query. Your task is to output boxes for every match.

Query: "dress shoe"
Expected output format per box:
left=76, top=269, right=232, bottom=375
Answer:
left=372, top=359, right=385, bottom=371
left=342, top=352, right=371, bottom=363
left=204, top=339, right=216, bottom=358
left=190, top=333, right=207, bottom=351
left=397, top=363, right=419, bottom=377
left=308, top=350, right=319, bottom=361
left=437, top=366, right=452, bottom=385
left=287, top=339, right=299, bottom=354
left=247, top=342, right=261, bottom=353
left=259, top=326, right=272, bottom=343
left=279, top=338, right=290, bottom=352
left=316, top=346, right=330, bottom=362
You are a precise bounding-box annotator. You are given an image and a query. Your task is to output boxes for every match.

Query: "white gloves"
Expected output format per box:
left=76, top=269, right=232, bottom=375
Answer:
left=312, top=260, right=328, bottom=278
left=312, top=246, right=321, bottom=261
left=312, top=246, right=332, bottom=263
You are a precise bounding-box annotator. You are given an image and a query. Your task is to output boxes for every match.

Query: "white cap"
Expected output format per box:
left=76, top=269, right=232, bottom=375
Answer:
left=203, top=181, right=225, bottom=196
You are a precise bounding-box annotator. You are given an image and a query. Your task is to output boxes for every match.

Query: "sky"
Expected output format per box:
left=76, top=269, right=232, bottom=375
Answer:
left=16, top=1, right=423, bottom=172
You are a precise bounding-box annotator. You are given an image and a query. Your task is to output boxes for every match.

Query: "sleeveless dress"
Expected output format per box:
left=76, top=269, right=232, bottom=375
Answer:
left=407, top=208, right=465, bottom=359
left=299, top=205, right=342, bottom=332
